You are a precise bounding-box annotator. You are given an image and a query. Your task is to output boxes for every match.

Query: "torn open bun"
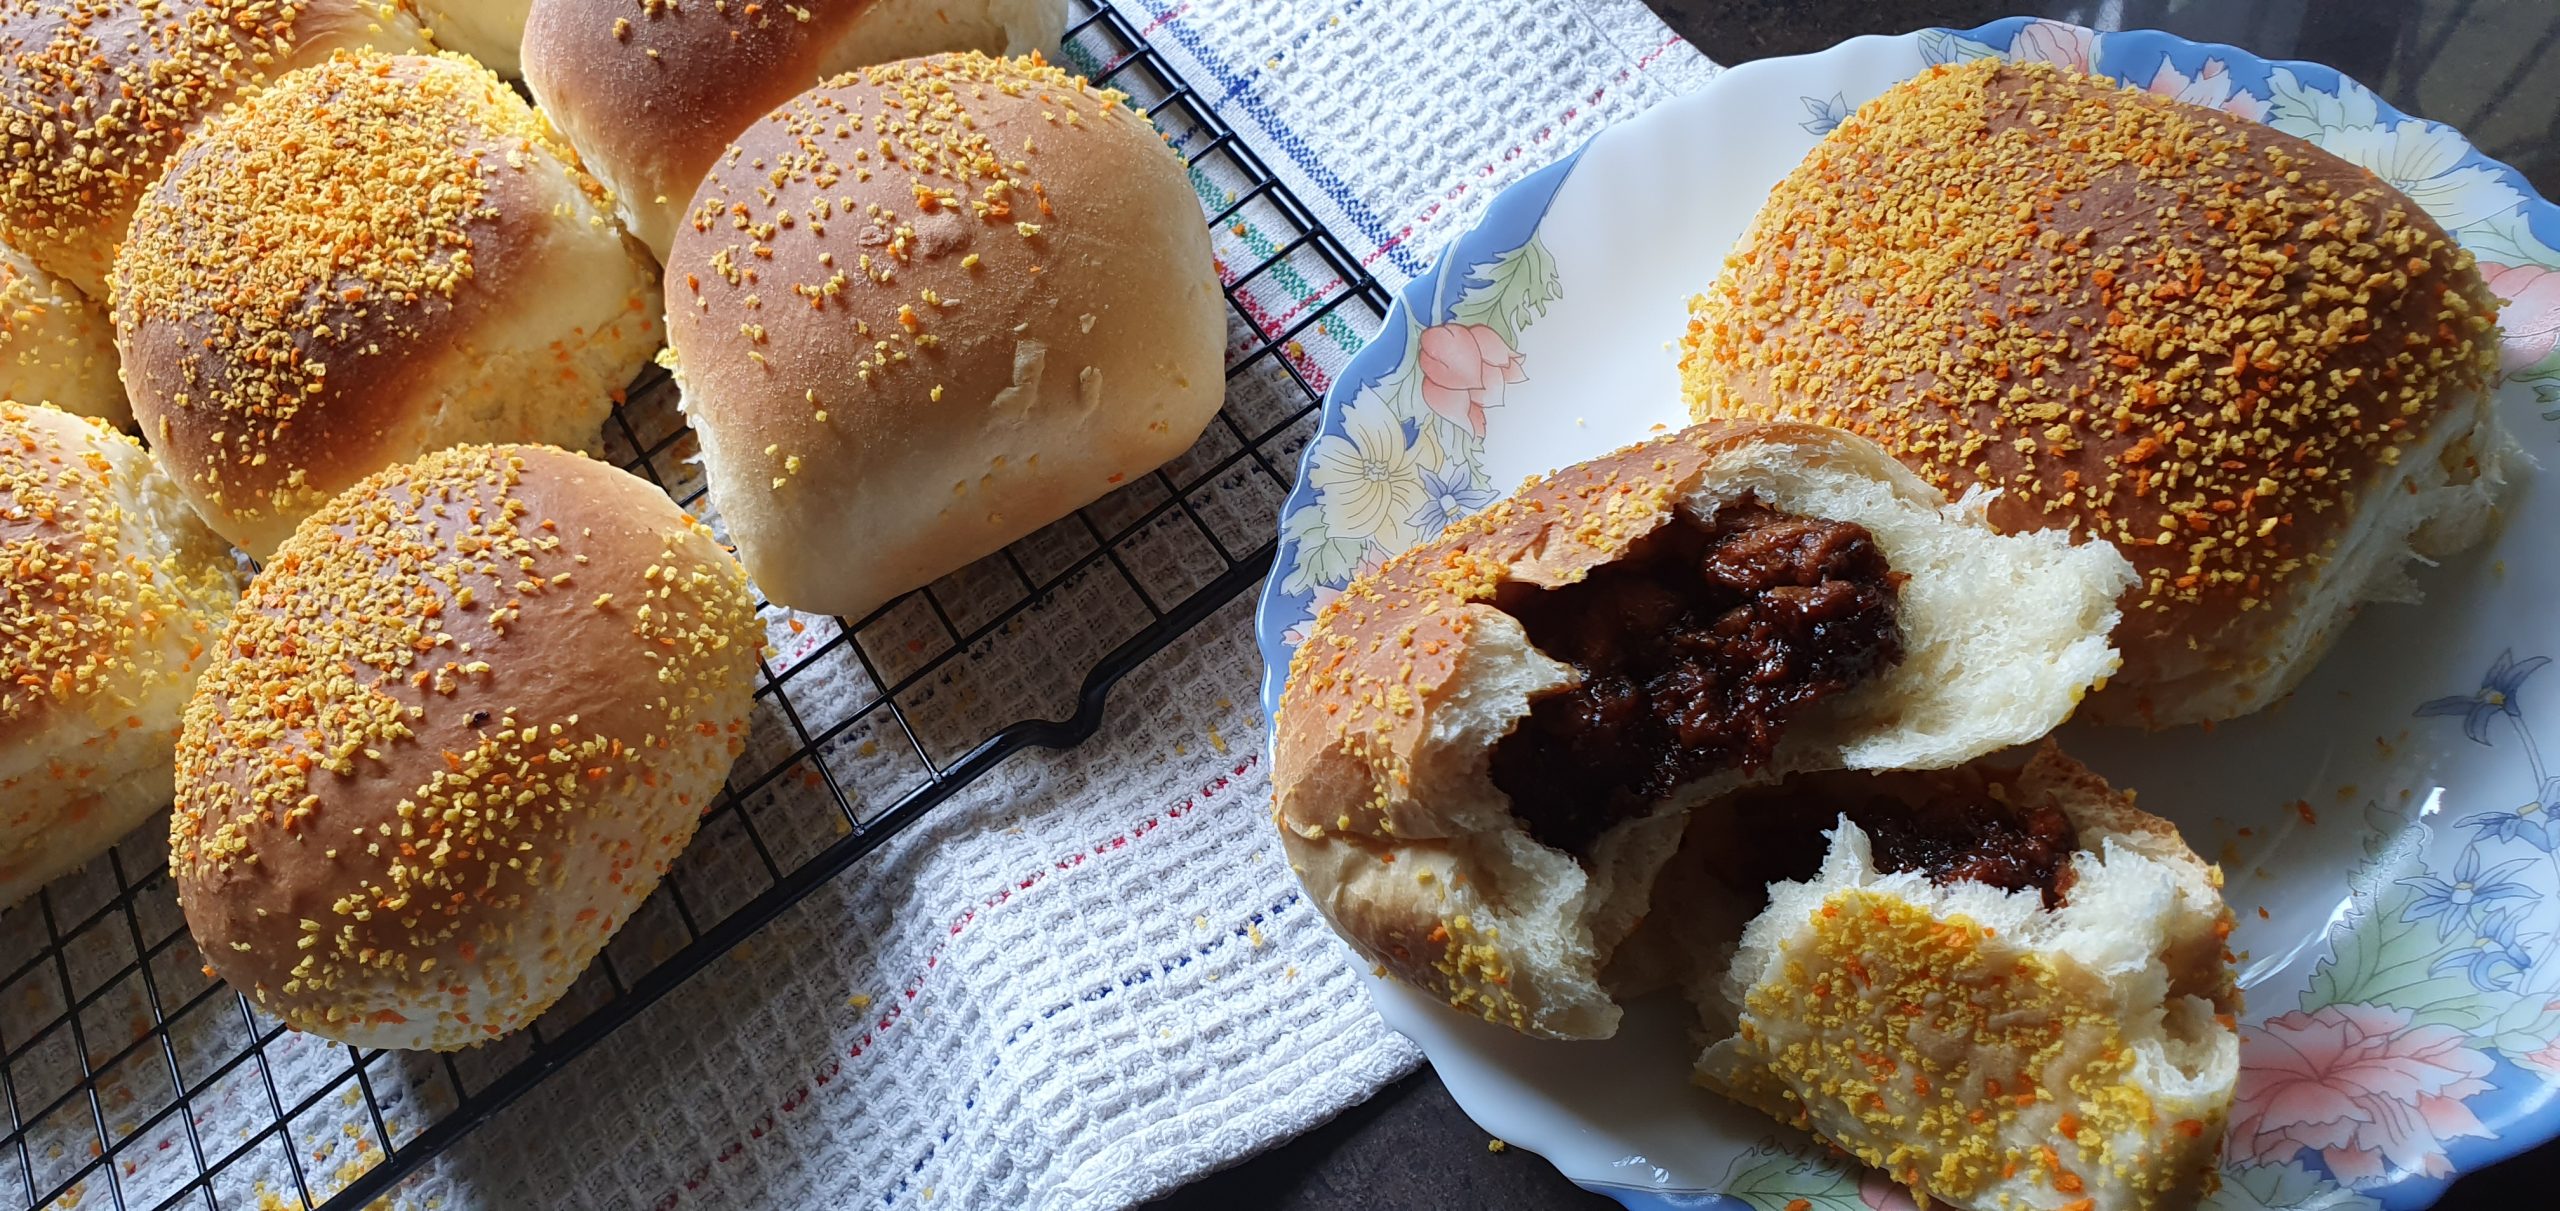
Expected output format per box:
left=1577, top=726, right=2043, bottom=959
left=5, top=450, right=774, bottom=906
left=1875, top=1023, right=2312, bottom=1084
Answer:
left=1271, top=421, right=2135, bottom=1039
left=1664, top=744, right=2237, bottom=1211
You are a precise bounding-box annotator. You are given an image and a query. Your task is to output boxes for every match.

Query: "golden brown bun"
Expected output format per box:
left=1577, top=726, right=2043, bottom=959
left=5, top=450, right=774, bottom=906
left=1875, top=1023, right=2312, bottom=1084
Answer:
left=1682, top=59, right=2507, bottom=727
left=1272, top=422, right=2136, bottom=1040
left=2, top=238, right=125, bottom=426
left=522, top=0, right=1064, bottom=258
left=112, top=50, right=661, bottom=557
left=415, top=0, right=529, bottom=74
left=2, top=401, right=239, bottom=907
left=667, top=51, right=1224, bottom=620
left=0, top=0, right=429, bottom=297
left=172, top=444, right=760, bottom=1050
left=1680, top=745, right=2238, bottom=1211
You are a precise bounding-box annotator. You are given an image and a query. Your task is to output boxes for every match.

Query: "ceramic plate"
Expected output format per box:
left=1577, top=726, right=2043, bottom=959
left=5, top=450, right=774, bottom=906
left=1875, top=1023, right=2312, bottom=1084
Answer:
left=1252, top=17, right=2560, bottom=1211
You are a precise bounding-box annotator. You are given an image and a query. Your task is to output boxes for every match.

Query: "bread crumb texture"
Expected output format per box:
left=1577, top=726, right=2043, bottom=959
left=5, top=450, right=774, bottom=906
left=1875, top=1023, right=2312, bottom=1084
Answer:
left=112, top=49, right=614, bottom=544
left=1683, top=59, right=2499, bottom=645
left=0, top=241, right=121, bottom=420
left=1717, top=889, right=2222, bottom=1211
left=2, top=402, right=236, bottom=878
left=0, top=0, right=414, bottom=281
left=171, top=444, right=759, bottom=1049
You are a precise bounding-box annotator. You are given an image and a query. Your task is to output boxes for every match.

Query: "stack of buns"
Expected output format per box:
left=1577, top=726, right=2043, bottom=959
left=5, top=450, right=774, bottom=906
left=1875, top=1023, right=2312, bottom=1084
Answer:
left=4, top=0, right=1248, bottom=1056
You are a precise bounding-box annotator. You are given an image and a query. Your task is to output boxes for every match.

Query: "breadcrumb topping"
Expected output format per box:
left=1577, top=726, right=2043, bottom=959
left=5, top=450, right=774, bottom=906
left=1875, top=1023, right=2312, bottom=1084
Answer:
left=1683, top=60, right=2500, bottom=636
left=171, top=444, right=759, bottom=1046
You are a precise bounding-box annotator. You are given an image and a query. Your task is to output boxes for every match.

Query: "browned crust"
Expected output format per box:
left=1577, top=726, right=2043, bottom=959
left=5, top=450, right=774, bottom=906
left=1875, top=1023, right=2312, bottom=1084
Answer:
left=1272, top=421, right=1888, bottom=1028
left=113, top=52, right=592, bottom=550
left=1682, top=59, right=2501, bottom=713
left=521, top=0, right=886, bottom=236
left=0, top=0, right=418, bottom=291
left=172, top=444, right=760, bottom=1047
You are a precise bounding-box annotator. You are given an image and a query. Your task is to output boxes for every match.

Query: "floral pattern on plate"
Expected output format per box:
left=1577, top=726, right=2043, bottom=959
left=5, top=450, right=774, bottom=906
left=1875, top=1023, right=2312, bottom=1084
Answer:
left=1255, top=15, right=2560, bottom=1211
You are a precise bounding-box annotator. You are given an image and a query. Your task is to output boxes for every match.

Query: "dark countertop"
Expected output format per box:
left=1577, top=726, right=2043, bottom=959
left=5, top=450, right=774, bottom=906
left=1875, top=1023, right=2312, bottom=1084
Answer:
left=1159, top=3, right=2560, bottom=1208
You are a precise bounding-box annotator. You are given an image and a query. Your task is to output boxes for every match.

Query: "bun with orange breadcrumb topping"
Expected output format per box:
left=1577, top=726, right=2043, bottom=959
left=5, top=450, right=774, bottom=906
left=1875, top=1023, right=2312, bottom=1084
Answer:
left=1627, top=745, right=2238, bottom=1211
left=1682, top=59, right=2508, bottom=728
left=112, top=49, right=662, bottom=558
left=0, top=0, right=429, bottom=298
left=523, top=0, right=1064, bottom=259
left=1, top=238, right=126, bottom=426
left=666, top=51, right=1224, bottom=621
left=1272, top=422, right=2135, bottom=1040
left=2, top=401, right=240, bottom=907
left=171, top=444, right=760, bottom=1050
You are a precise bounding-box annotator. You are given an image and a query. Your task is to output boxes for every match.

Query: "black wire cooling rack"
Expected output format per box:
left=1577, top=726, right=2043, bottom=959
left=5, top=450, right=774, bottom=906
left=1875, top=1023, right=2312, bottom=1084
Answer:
left=0, top=5, right=1388, bottom=1206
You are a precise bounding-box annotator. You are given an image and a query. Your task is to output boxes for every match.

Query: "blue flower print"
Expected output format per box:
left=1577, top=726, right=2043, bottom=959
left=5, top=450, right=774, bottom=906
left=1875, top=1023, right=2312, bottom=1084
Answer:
left=2458, top=784, right=2560, bottom=854
left=1406, top=460, right=1500, bottom=538
left=2399, top=847, right=2539, bottom=939
left=1799, top=93, right=1851, bottom=136
left=2430, top=908, right=2538, bottom=991
left=2416, top=648, right=2551, bottom=745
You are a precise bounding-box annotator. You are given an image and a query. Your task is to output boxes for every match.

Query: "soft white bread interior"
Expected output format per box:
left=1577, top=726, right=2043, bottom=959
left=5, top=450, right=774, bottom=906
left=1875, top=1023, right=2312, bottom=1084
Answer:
left=1, top=238, right=126, bottom=426
left=1274, top=422, right=2135, bottom=1040
left=523, top=0, right=1065, bottom=258
left=1689, top=746, right=2237, bottom=1211
left=2, top=401, right=240, bottom=907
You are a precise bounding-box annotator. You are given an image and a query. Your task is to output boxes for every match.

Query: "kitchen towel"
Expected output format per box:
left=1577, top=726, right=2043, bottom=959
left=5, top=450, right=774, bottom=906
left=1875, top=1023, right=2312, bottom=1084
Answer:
left=11, top=4, right=1720, bottom=1209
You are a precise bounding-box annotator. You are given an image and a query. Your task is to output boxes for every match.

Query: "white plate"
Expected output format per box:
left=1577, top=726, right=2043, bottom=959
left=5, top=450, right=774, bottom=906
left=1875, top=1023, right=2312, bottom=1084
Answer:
left=1253, top=18, right=2560, bottom=1211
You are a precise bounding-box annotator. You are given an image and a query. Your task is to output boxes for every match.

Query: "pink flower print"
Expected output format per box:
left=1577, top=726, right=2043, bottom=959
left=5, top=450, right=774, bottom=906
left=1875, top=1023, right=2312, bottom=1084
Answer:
left=2145, top=57, right=2275, bottom=122
left=1417, top=323, right=1526, bottom=439
left=1859, top=1169, right=1921, bottom=1210
left=2232, top=1003, right=2496, bottom=1185
left=2008, top=20, right=2096, bottom=73
left=2482, top=261, right=2560, bottom=371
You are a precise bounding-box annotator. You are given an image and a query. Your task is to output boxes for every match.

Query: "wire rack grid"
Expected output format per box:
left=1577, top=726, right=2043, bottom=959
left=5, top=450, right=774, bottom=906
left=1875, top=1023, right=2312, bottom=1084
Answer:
left=0, top=6, right=1388, bottom=1207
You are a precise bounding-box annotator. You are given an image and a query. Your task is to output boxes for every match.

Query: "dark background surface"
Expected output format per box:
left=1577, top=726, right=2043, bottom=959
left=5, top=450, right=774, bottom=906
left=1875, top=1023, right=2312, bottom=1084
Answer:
left=1158, top=2, right=2560, bottom=1207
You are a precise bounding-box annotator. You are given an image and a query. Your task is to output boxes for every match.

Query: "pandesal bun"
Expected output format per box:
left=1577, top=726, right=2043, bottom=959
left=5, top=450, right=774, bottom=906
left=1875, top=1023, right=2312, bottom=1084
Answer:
left=1272, top=422, right=2135, bottom=1040
left=1664, top=745, right=2238, bottom=1211
left=2, top=238, right=126, bottom=426
left=523, top=0, right=1065, bottom=258
left=2, top=401, right=239, bottom=907
left=1682, top=59, right=2508, bottom=727
left=667, top=52, right=1223, bottom=621
left=113, top=50, right=660, bottom=557
left=0, top=0, right=429, bottom=297
left=172, top=445, right=760, bottom=1050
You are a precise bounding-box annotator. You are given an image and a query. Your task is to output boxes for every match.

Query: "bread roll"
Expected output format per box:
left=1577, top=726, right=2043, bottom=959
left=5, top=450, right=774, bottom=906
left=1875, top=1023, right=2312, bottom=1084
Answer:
left=415, top=0, right=530, bottom=74
left=112, top=50, right=661, bottom=557
left=523, top=0, right=1064, bottom=258
left=666, top=52, right=1224, bottom=620
left=172, top=444, right=760, bottom=1050
left=1272, top=421, right=2136, bottom=1040
left=0, top=0, right=428, bottom=297
left=2, top=401, right=240, bottom=907
left=1682, top=60, right=2508, bottom=728
left=1668, top=746, right=2237, bottom=1211
left=2, top=238, right=126, bottom=426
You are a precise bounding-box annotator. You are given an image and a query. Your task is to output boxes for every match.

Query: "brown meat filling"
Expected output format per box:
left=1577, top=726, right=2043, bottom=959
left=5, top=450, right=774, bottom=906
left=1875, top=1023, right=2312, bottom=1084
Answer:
left=1702, top=775, right=2082, bottom=909
left=1487, top=496, right=1904, bottom=857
